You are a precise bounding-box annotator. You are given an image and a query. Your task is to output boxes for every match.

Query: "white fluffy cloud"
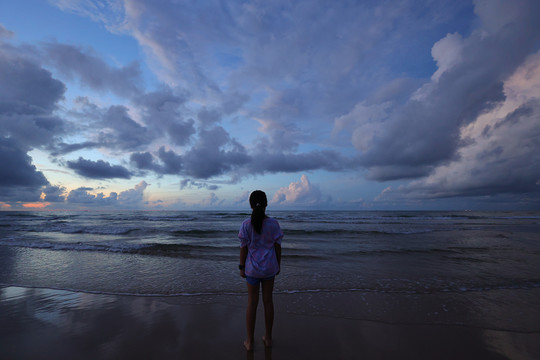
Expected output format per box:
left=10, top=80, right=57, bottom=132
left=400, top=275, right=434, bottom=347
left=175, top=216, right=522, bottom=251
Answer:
left=271, top=174, right=328, bottom=206
left=65, top=181, right=148, bottom=208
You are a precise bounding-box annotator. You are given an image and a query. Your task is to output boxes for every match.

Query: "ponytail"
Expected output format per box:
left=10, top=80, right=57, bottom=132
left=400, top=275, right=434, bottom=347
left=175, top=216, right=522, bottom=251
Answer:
left=249, top=190, right=268, bottom=235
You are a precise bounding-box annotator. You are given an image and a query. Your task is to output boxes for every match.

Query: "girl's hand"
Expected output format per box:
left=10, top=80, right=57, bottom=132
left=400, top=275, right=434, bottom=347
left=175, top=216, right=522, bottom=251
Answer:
left=240, top=269, right=246, bottom=278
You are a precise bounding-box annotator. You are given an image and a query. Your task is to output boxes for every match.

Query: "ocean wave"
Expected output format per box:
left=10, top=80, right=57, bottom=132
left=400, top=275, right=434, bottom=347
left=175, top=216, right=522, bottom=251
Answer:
left=339, top=245, right=506, bottom=258
left=19, top=224, right=238, bottom=237
left=22, top=225, right=144, bottom=236
left=171, top=229, right=237, bottom=237
left=0, top=239, right=237, bottom=258
left=61, top=227, right=143, bottom=235
left=285, top=228, right=435, bottom=236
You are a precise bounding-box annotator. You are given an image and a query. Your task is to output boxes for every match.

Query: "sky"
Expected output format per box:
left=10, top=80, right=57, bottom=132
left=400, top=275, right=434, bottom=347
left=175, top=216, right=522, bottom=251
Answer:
left=1, top=0, right=539, bottom=211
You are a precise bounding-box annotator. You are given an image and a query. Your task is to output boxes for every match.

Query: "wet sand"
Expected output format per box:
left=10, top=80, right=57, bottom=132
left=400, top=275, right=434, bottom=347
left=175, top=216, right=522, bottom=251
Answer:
left=1, top=286, right=539, bottom=360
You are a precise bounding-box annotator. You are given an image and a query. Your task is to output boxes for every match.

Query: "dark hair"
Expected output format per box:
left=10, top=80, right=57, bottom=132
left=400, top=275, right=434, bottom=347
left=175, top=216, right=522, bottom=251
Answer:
left=249, top=190, right=268, bottom=234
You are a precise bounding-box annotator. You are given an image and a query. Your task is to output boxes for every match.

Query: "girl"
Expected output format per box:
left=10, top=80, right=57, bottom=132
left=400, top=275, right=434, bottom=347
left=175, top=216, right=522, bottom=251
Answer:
left=238, top=190, right=283, bottom=351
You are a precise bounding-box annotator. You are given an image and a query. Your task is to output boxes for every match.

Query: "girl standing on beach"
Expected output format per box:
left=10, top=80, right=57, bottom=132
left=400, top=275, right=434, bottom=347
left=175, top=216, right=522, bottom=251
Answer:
left=238, top=190, right=283, bottom=352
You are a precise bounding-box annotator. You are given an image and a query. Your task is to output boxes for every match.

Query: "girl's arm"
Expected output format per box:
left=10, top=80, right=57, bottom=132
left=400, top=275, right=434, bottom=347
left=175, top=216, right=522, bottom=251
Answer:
left=239, top=246, right=248, bottom=277
left=275, top=243, right=282, bottom=275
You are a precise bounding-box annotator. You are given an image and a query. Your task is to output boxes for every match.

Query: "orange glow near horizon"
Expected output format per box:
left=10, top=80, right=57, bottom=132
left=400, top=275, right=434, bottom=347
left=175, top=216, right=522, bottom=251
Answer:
left=22, top=202, right=50, bottom=209
left=1, top=202, right=11, bottom=209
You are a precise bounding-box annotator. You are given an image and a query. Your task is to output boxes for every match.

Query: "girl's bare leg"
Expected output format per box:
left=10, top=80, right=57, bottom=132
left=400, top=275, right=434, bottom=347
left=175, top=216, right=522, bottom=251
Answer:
left=261, top=278, right=275, bottom=347
left=245, top=282, right=259, bottom=351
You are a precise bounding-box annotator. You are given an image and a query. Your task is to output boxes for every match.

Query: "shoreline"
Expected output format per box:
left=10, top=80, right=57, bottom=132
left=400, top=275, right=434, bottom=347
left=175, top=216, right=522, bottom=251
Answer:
left=1, top=286, right=539, bottom=359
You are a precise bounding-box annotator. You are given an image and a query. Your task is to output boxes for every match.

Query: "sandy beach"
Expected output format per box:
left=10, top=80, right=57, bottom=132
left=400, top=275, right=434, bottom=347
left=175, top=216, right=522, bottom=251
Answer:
left=1, top=286, right=539, bottom=360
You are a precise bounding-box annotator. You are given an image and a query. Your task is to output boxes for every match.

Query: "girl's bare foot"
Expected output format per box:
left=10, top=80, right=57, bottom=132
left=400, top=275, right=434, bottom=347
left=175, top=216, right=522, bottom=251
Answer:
left=244, top=340, right=254, bottom=352
left=262, top=335, right=272, bottom=348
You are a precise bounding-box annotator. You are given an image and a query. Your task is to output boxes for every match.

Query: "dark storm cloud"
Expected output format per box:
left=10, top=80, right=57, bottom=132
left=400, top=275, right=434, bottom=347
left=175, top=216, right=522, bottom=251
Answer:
left=50, top=141, right=101, bottom=156
left=131, top=126, right=250, bottom=179
left=249, top=150, right=351, bottom=174
left=0, top=39, right=69, bottom=202
left=157, top=147, right=183, bottom=174
left=131, top=129, right=354, bottom=180
left=379, top=99, right=540, bottom=202
left=48, top=97, right=157, bottom=155
left=43, top=42, right=142, bottom=97
left=130, top=151, right=159, bottom=172
left=197, top=107, right=221, bottom=127
left=0, top=137, right=49, bottom=202
left=182, top=126, right=250, bottom=179
left=0, top=47, right=67, bottom=149
left=98, top=105, right=155, bottom=150
left=130, top=147, right=183, bottom=175
left=0, top=50, right=65, bottom=115
left=42, top=185, right=66, bottom=203
left=356, top=0, right=540, bottom=181
left=135, top=88, right=196, bottom=146
left=67, top=157, right=132, bottom=179
left=130, top=126, right=251, bottom=179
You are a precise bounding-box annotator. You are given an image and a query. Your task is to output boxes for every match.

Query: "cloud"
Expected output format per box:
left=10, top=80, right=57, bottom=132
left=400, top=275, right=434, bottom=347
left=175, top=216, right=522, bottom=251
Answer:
left=233, top=190, right=251, bottom=206
left=131, top=141, right=354, bottom=181
left=51, top=141, right=101, bottom=156
left=180, top=179, right=219, bottom=191
left=51, top=97, right=158, bottom=155
left=130, top=146, right=183, bottom=175
left=135, top=126, right=251, bottom=179
left=44, top=0, right=481, bottom=186
left=0, top=38, right=74, bottom=204
left=130, top=151, right=159, bottom=172
left=376, top=49, right=540, bottom=203
left=249, top=150, right=353, bottom=174
left=135, top=88, right=195, bottom=146
left=182, top=126, right=251, bottom=179
left=98, top=105, right=155, bottom=150
left=71, top=0, right=471, bottom=120
left=271, top=174, right=329, bottom=206
left=384, top=100, right=540, bottom=201
left=0, top=137, right=49, bottom=202
left=67, top=157, right=132, bottom=179
left=340, top=0, right=540, bottom=181
left=43, top=42, right=142, bottom=97
left=129, top=124, right=353, bottom=181
left=0, top=24, right=14, bottom=38
left=0, top=52, right=65, bottom=115
left=156, top=147, right=183, bottom=174
left=67, top=187, right=118, bottom=205
left=65, top=181, right=148, bottom=208
left=118, top=181, right=148, bottom=206
left=198, top=192, right=223, bottom=207
left=0, top=45, right=66, bottom=149
left=5, top=1, right=539, bottom=209
left=42, top=185, right=67, bottom=203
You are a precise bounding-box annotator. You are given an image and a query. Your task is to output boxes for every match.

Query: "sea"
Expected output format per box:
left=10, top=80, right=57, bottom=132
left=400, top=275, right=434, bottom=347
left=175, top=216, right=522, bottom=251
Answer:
left=1, top=210, right=539, bottom=333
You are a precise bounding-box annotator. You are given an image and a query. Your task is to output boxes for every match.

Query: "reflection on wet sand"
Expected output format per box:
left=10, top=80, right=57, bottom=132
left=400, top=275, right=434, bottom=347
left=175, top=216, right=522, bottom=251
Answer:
left=1, top=286, right=539, bottom=359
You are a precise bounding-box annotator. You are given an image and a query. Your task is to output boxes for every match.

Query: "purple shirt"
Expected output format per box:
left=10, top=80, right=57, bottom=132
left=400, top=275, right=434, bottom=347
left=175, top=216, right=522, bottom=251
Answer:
left=239, top=217, right=283, bottom=278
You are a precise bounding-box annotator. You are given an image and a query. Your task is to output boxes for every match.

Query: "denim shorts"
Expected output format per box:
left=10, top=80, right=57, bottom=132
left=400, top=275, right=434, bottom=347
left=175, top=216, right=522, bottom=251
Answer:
left=246, top=275, right=275, bottom=286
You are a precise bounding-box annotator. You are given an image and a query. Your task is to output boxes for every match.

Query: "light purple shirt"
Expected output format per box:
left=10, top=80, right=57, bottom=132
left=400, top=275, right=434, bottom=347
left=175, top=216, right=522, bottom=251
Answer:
left=239, top=217, right=283, bottom=278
